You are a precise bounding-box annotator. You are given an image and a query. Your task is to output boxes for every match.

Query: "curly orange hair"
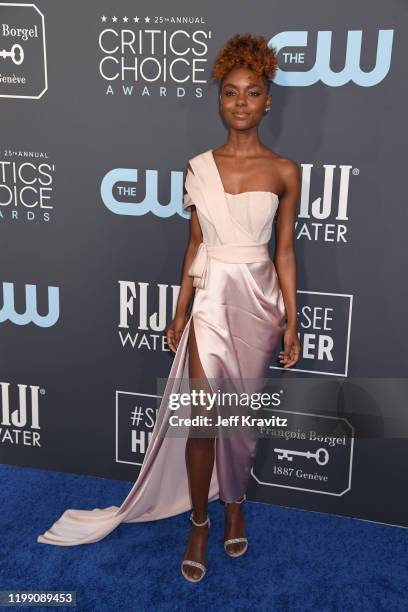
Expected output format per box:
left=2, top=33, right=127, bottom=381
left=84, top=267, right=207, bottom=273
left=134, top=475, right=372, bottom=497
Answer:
left=211, top=33, right=278, bottom=86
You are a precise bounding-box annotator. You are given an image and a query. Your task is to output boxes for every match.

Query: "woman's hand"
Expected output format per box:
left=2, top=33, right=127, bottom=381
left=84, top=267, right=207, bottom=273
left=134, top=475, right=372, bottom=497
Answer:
left=166, top=313, right=189, bottom=353
left=279, top=326, right=301, bottom=368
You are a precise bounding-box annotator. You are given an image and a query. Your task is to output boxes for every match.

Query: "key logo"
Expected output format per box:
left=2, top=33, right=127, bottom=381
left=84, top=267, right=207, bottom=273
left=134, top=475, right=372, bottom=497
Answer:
left=274, top=446, right=329, bottom=466
left=0, top=3, right=48, bottom=98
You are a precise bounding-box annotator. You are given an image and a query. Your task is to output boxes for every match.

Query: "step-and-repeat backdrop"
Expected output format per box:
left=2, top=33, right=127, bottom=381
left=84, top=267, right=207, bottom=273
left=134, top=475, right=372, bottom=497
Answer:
left=1, top=1, right=407, bottom=528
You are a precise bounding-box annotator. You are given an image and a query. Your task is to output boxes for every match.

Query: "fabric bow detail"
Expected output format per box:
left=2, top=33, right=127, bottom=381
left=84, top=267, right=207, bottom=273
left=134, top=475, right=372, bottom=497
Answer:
left=188, top=242, right=209, bottom=289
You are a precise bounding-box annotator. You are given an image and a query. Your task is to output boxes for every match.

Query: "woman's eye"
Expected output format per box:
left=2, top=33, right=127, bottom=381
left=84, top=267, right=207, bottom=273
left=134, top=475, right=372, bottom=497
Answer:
left=223, top=90, right=260, bottom=96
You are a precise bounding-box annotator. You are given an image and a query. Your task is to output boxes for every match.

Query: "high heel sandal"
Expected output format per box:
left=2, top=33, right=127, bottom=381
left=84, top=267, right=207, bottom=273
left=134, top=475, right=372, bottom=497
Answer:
left=180, top=512, right=211, bottom=583
left=224, top=494, right=248, bottom=558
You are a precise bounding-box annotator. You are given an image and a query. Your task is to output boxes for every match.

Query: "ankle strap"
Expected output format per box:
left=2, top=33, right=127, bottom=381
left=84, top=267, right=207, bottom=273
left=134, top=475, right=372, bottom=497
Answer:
left=189, top=512, right=210, bottom=527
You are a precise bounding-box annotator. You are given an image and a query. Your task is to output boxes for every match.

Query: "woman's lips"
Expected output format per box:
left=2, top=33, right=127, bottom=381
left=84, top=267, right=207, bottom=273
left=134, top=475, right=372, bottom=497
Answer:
left=233, top=112, right=249, bottom=118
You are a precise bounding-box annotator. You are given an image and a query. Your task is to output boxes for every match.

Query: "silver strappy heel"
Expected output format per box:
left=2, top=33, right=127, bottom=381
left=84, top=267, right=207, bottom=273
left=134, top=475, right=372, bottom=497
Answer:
left=181, top=512, right=211, bottom=582
left=224, top=494, right=248, bottom=557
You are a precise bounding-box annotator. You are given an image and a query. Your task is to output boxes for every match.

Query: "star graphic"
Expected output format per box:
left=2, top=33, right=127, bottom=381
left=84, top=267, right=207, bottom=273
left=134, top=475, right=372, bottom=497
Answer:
left=145, top=16, right=150, bottom=23
left=133, top=16, right=140, bottom=23
left=123, top=16, right=128, bottom=23
left=112, top=16, right=117, bottom=22
left=101, top=16, right=107, bottom=22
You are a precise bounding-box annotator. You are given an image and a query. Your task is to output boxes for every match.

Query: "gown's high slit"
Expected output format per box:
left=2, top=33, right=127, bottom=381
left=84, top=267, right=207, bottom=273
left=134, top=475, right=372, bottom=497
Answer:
left=37, top=149, right=286, bottom=546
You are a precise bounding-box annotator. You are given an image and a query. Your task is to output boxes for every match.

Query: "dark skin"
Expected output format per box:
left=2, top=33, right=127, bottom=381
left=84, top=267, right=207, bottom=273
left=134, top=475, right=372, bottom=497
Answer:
left=166, top=66, right=301, bottom=579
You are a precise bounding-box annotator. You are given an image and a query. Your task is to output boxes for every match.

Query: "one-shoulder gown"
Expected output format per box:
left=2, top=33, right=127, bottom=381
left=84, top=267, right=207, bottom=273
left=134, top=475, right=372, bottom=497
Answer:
left=37, top=149, right=286, bottom=546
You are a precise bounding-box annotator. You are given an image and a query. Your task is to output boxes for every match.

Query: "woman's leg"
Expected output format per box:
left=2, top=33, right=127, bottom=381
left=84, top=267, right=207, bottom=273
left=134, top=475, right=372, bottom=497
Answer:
left=217, top=435, right=255, bottom=556
left=223, top=496, right=247, bottom=556
left=182, top=316, right=215, bottom=580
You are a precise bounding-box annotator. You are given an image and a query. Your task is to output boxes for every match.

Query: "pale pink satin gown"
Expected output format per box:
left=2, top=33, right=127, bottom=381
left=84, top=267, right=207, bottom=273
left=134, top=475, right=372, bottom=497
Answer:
left=37, top=149, right=286, bottom=546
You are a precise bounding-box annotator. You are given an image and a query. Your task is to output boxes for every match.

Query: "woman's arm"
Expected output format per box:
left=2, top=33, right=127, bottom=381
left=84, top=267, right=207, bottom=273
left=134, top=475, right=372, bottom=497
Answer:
left=166, top=163, right=203, bottom=353
left=274, top=158, right=301, bottom=367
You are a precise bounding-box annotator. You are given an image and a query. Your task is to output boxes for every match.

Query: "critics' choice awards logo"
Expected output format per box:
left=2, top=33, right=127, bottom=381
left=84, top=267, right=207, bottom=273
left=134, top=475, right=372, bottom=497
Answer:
left=0, top=151, right=55, bottom=222
left=102, top=161, right=356, bottom=232
left=118, top=280, right=180, bottom=352
left=0, top=3, right=47, bottom=98
left=271, top=291, right=353, bottom=377
left=0, top=282, right=60, bottom=327
left=98, top=14, right=211, bottom=97
left=251, top=409, right=354, bottom=496
left=116, top=391, right=158, bottom=465
left=0, top=382, right=44, bottom=447
left=270, top=29, right=393, bottom=87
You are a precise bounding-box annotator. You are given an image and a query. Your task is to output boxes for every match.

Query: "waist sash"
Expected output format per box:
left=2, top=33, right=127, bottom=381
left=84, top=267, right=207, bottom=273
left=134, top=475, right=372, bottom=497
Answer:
left=188, top=242, right=271, bottom=289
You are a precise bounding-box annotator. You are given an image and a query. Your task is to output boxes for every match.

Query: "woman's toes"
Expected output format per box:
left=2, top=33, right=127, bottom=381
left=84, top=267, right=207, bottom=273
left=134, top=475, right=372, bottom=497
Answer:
left=189, top=567, right=198, bottom=580
left=226, top=541, right=244, bottom=555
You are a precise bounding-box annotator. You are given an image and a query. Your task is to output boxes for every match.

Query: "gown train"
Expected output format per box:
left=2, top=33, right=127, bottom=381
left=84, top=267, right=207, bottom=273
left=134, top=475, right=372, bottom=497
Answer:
left=37, top=148, right=286, bottom=546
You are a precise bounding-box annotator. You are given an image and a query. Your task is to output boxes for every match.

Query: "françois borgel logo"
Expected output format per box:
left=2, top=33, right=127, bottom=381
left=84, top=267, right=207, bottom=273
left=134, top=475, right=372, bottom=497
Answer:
left=271, top=290, right=353, bottom=377
left=118, top=280, right=180, bottom=352
left=98, top=15, right=210, bottom=98
left=251, top=409, right=354, bottom=496
left=0, top=382, right=42, bottom=447
left=0, top=3, right=47, bottom=99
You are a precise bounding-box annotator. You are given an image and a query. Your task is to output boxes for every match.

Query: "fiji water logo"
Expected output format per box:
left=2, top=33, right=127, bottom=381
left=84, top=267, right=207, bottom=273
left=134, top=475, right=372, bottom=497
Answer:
left=0, top=382, right=41, bottom=429
left=0, top=282, right=60, bottom=327
left=270, top=29, right=394, bottom=87
left=296, top=163, right=356, bottom=244
left=101, top=167, right=189, bottom=218
left=118, top=280, right=181, bottom=351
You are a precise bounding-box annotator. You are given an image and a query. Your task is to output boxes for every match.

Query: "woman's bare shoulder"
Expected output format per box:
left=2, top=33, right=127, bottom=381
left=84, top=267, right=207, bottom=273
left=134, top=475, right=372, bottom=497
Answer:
left=266, top=151, right=300, bottom=184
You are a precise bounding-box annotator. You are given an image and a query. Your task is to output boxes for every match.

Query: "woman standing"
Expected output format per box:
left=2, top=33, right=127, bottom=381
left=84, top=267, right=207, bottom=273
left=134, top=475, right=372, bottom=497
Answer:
left=37, top=33, right=301, bottom=584
left=172, top=33, right=301, bottom=581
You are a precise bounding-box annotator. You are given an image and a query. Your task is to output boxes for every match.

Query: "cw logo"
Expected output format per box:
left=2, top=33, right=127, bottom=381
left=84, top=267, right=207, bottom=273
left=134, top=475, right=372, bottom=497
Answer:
left=101, top=168, right=189, bottom=219
left=270, top=29, right=394, bottom=87
left=0, top=282, right=60, bottom=327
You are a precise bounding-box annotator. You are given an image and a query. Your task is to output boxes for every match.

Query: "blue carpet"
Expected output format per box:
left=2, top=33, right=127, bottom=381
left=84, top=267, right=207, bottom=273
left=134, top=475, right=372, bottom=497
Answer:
left=0, top=463, right=407, bottom=612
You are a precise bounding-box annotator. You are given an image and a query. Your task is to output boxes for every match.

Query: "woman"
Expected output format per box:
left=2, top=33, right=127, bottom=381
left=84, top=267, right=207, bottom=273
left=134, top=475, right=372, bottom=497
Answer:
left=37, top=33, right=301, bottom=583
left=175, top=33, right=301, bottom=582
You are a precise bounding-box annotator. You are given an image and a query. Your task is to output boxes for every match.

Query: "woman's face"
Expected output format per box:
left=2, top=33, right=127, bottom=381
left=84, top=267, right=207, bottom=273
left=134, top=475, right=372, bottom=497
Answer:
left=219, top=67, right=270, bottom=130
